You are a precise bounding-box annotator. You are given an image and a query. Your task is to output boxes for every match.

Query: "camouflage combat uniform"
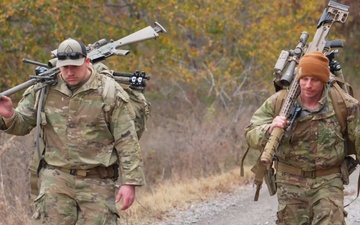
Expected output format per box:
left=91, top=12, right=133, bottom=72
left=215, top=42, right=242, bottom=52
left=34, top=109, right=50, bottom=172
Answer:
left=0, top=67, right=145, bottom=225
left=245, top=87, right=360, bottom=225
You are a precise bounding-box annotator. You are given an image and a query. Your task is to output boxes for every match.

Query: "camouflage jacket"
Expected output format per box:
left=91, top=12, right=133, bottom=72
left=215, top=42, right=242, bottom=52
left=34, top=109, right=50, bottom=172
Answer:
left=245, top=87, right=360, bottom=171
left=0, top=68, right=145, bottom=185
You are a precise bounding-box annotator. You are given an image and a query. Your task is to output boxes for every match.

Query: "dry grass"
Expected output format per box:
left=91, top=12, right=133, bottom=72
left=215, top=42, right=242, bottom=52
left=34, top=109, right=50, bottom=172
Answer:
left=117, top=167, right=254, bottom=225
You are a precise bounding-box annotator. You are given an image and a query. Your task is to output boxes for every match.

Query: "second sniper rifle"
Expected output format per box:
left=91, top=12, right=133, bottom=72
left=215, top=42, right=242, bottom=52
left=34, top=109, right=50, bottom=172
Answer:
left=23, top=58, right=151, bottom=91
left=0, top=22, right=166, bottom=97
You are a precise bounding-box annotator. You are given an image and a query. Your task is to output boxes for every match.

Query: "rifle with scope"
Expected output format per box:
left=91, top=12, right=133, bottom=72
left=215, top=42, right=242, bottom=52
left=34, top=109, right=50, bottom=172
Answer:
left=260, top=1, right=350, bottom=167
left=0, top=22, right=166, bottom=97
left=22, top=58, right=151, bottom=91
left=246, top=1, right=350, bottom=201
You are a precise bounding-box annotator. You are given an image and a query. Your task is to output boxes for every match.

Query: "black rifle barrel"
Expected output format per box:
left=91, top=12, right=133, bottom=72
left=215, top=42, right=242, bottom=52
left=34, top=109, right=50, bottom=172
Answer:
left=23, top=58, right=49, bottom=68
left=113, top=71, right=134, bottom=78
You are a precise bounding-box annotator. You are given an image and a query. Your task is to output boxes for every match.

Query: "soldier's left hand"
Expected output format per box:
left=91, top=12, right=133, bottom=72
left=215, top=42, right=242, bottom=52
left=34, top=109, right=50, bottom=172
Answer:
left=116, top=185, right=136, bottom=210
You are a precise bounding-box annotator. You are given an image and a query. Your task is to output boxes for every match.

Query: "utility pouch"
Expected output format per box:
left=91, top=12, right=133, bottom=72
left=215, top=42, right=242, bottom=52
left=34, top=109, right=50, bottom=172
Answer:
left=264, top=167, right=277, bottom=196
left=340, top=158, right=350, bottom=185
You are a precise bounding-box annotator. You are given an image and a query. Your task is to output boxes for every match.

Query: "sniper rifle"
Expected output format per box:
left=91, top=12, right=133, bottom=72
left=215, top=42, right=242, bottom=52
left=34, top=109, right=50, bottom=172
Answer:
left=0, top=22, right=166, bottom=97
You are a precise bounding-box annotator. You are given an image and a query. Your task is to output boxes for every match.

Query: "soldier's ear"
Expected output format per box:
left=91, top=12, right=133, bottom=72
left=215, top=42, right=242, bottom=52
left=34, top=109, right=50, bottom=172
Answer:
left=85, top=57, right=91, bottom=63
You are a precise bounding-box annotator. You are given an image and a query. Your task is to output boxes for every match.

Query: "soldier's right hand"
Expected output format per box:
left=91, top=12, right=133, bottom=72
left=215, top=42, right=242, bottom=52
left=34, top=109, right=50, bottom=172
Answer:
left=0, top=95, right=15, bottom=118
left=269, top=116, right=289, bottom=134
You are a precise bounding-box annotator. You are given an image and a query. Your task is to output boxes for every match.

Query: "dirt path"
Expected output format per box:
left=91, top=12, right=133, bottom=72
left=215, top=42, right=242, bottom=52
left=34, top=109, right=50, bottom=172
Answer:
left=150, top=168, right=360, bottom=225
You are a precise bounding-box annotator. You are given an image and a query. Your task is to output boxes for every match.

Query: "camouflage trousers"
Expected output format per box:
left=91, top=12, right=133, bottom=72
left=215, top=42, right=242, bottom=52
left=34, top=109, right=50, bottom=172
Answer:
left=31, top=167, right=119, bottom=225
left=276, top=172, right=345, bottom=225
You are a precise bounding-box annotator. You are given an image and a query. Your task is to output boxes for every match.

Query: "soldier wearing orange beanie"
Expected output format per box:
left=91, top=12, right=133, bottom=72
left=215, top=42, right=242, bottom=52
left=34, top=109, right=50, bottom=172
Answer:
left=245, top=50, right=360, bottom=224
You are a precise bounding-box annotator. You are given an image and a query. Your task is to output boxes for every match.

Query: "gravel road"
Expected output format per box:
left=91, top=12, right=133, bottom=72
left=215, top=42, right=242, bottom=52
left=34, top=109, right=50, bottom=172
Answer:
left=151, top=168, right=360, bottom=225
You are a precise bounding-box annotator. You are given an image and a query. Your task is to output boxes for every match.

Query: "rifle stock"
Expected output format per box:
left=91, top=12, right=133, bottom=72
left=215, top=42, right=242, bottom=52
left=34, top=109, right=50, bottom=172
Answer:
left=86, top=22, right=166, bottom=64
left=260, top=1, right=350, bottom=167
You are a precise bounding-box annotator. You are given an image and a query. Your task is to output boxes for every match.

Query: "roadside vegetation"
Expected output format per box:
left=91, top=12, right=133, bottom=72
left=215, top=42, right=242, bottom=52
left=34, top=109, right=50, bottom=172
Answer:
left=1, top=1, right=359, bottom=224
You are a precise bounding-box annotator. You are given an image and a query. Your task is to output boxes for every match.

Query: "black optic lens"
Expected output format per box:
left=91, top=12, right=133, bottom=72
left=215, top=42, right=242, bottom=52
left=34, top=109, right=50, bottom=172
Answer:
left=57, top=52, right=84, bottom=60
left=69, top=52, right=84, bottom=59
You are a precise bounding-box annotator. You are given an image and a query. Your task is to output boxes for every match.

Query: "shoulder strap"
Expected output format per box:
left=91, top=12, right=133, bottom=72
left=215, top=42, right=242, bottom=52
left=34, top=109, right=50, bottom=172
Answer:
left=274, top=89, right=288, bottom=116
left=329, top=82, right=348, bottom=133
left=329, top=82, right=360, bottom=205
left=101, top=75, right=117, bottom=124
left=35, top=87, right=47, bottom=162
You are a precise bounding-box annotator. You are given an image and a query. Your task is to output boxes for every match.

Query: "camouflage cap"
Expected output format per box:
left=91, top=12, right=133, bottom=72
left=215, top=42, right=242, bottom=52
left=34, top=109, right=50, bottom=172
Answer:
left=56, top=38, right=87, bottom=67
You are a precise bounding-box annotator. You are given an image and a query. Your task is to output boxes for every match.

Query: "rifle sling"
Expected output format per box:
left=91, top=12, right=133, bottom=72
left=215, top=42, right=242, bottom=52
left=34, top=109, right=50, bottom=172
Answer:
left=240, top=146, right=250, bottom=177
left=252, top=156, right=267, bottom=201
left=344, top=171, right=360, bottom=208
left=36, top=87, right=46, bottom=163
left=240, top=146, right=266, bottom=201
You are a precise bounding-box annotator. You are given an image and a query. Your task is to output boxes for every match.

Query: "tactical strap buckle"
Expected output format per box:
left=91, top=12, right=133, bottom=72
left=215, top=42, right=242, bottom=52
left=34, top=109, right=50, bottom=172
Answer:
left=69, top=169, right=88, bottom=176
left=301, top=170, right=316, bottom=179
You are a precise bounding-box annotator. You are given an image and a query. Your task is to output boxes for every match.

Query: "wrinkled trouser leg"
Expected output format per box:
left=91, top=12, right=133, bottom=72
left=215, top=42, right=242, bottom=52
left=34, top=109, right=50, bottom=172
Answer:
left=276, top=176, right=344, bottom=225
left=276, top=183, right=309, bottom=225
left=31, top=168, right=119, bottom=225
left=311, top=186, right=345, bottom=225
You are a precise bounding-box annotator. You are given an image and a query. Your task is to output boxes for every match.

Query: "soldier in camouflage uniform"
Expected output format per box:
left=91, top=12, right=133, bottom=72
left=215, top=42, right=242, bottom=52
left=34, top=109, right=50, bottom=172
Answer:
left=0, top=38, right=145, bottom=225
left=244, top=52, right=360, bottom=225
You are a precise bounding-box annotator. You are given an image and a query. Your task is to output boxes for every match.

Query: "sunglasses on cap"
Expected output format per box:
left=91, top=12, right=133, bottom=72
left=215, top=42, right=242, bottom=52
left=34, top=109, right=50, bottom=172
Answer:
left=57, top=52, right=86, bottom=60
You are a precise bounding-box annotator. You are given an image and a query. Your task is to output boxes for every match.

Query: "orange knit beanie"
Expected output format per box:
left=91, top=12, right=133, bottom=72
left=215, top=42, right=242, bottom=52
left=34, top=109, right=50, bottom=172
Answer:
left=297, top=51, right=330, bottom=84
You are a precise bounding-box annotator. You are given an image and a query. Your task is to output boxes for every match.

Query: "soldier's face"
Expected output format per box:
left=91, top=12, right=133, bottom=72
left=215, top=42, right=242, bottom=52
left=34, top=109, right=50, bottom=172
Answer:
left=299, top=76, right=324, bottom=99
left=60, top=58, right=91, bottom=86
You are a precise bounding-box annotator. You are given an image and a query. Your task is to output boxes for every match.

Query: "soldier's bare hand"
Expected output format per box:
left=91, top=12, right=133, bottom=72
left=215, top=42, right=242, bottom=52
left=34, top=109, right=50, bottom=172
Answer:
left=116, top=185, right=136, bottom=210
left=269, top=116, right=289, bottom=134
left=0, top=95, right=15, bottom=118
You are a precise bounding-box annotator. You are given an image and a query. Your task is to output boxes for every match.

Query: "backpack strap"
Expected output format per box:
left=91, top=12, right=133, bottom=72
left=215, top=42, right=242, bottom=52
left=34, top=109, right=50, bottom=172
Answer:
left=29, top=85, right=50, bottom=195
left=329, top=82, right=348, bottom=133
left=34, top=87, right=47, bottom=163
left=332, top=71, right=354, bottom=97
left=274, top=89, right=288, bottom=116
left=329, top=81, right=360, bottom=205
left=101, top=75, right=117, bottom=125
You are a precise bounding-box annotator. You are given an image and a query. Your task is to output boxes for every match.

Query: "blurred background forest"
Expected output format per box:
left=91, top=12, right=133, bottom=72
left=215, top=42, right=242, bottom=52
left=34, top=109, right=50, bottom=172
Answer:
left=0, top=0, right=359, bottom=224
